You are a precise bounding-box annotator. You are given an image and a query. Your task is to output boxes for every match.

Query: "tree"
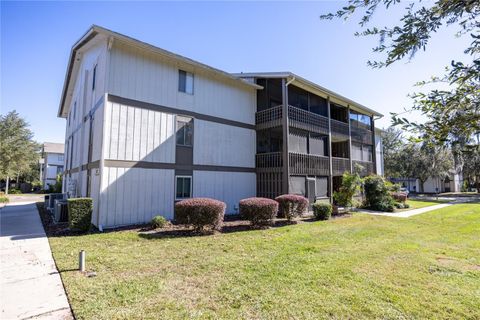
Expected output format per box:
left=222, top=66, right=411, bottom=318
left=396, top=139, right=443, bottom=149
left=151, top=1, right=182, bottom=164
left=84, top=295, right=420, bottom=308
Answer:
left=462, top=143, right=480, bottom=192
left=321, top=1, right=480, bottom=147
left=406, top=144, right=453, bottom=193
left=382, top=127, right=406, bottom=178
left=0, top=111, right=40, bottom=194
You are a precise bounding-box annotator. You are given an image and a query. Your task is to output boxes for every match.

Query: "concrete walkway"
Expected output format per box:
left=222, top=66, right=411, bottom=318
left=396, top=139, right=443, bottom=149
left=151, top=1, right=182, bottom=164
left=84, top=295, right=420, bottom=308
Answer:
left=356, top=203, right=453, bottom=218
left=0, top=200, right=72, bottom=319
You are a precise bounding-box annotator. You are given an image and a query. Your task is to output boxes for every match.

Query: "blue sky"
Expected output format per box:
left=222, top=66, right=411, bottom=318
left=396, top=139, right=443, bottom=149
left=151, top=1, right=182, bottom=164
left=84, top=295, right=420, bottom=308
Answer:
left=1, top=1, right=470, bottom=143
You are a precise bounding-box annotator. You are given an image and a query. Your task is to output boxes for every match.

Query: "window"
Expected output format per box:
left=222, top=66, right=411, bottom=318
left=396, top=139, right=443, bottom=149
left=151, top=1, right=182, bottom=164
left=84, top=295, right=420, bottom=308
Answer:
left=56, top=166, right=63, bottom=175
left=178, top=70, right=194, bottom=94
left=176, top=176, right=192, bottom=200
left=58, top=155, right=64, bottom=161
left=92, top=64, right=97, bottom=91
left=176, top=116, right=193, bottom=146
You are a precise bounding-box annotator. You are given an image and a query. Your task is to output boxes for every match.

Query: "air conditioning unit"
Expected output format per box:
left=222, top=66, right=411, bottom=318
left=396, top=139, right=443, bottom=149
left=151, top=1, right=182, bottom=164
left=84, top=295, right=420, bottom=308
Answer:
left=54, top=200, right=69, bottom=223
left=44, top=195, right=50, bottom=208
left=48, top=193, right=66, bottom=213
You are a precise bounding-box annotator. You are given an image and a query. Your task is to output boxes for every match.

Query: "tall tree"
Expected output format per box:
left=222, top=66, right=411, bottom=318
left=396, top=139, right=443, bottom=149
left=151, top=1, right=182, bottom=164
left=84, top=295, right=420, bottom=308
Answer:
left=462, top=143, right=480, bottom=192
left=382, top=127, right=406, bottom=178
left=320, top=0, right=480, bottom=147
left=406, top=144, right=453, bottom=193
left=0, top=111, right=40, bottom=194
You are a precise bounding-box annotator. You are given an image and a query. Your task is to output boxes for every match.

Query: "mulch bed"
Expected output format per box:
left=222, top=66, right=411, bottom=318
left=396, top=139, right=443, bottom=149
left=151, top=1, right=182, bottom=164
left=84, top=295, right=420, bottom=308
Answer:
left=36, top=201, right=352, bottom=238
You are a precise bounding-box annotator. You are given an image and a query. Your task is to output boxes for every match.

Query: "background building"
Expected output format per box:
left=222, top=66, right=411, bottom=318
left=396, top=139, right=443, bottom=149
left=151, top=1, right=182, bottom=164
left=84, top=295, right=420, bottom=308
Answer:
left=40, top=142, right=65, bottom=189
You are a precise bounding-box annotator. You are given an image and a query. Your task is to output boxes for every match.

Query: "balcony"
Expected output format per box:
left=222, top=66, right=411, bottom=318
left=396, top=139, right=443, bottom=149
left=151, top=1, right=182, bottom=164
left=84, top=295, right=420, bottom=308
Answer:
left=330, top=119, right=349, bottom=139
left=288, top=106, right=329, bottom=135
left=255, top=105, right=329, bottom=134
left=332, top=157, right=350, bottom=176
left=289, top=152, right=330, bottom=176
left=256, top=152, right=282, bottom=172
left=256, top=152, right=330, bottom=176
left=353, top=160, right=375, bottom=176
left=351, top=126, right=373, bottom=144
left=255, top=105, right=283, bottom=131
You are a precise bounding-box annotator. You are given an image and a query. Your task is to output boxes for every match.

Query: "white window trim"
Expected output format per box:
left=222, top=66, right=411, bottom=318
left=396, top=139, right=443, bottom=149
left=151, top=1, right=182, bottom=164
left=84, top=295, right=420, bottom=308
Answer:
left=175, top=175, right=192, bottom=200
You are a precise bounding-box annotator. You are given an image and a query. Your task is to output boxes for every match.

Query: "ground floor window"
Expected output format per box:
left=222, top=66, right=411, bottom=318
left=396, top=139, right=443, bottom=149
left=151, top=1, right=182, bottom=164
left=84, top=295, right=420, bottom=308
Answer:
left=176, top=176, right=192, bottom=200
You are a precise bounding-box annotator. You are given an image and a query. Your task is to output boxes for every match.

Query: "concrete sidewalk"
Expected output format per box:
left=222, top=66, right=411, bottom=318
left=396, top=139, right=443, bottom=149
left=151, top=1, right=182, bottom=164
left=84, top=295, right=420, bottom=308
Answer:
left=0, top=201, right=72, bottom=319
left=356, top=203, right=453, bottom=218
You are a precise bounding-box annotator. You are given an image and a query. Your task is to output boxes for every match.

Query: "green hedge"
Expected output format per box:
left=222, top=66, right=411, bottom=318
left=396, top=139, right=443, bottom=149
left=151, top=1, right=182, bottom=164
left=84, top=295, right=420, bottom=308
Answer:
left=312, top=202, right=332, bottom=220
left=67, top=198, right=93, bottom=232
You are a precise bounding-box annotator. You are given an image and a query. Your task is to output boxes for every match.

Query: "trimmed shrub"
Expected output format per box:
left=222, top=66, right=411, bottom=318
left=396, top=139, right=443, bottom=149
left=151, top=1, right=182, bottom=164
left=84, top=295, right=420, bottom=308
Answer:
left=392, top=192, right=408, bottom=203
left=239, top=197, right=278, bottom=227
left=9, top=189, right=21, bottom=194
left=67, top=198, right=93, bottom=232
left=312, top=202, right=332, bottom=220
left=363, top=175, right=396, bottom=212
left=151, top=215, right=167, bottom=229
left=395, top=202, right=405, bottom=209
left=275, top=194, right=309, bottom=221
left=333, top=171, right=362, bottom=209
left=404, top=203, right=410, bottom=209
left=0, top=196, right=9, bottom=203
left=175, top=198, right=225, bottom=231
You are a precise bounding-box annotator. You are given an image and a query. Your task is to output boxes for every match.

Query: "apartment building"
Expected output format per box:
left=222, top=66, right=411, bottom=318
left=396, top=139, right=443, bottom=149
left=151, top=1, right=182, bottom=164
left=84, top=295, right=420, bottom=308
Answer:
left=39, top=142, right=65, bottom=189
left=58, top=25, right=383, bottom=228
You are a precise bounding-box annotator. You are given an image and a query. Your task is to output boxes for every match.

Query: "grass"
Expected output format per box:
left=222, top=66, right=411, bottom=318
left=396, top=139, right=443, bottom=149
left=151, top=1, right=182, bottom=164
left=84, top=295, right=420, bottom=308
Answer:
left=48, top=204, right=480, bottom=319
left=405, top=199, right=447, bottom=210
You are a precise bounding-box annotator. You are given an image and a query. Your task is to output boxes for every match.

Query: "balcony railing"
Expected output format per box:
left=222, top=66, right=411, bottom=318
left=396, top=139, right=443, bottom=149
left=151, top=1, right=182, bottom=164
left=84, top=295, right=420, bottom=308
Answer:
left=256, top=152, right=282, bottom=172
left=332, top=157, right=350, bottom=176
left=351, top=126, right=373, bottom=145
left=289, top=152, right=330, bottom=176
left=255, top=105, right=283, bottom=130
left=256, top=152, right=330, bottom=176
left=353, top=160, right=374, bottom=176
left=288, top=106, right=329, bottom=135
left=331, top=119, right=349, bottom=138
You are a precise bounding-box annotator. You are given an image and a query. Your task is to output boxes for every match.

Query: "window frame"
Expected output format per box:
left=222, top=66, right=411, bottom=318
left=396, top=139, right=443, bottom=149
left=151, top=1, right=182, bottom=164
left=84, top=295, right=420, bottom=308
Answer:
left=176, top=116, right=193, bottom=147
left=92, top=64, right=97, bottom=91
left=175, top=176, right=192, bottom=200
left=178, top=70, right=194, bottom=94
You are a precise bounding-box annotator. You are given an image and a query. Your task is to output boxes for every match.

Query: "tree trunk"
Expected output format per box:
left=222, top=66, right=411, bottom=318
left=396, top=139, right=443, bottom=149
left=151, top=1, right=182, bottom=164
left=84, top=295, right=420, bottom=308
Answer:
left=419, top=180, right=425, bottom=193
left=5, top=176, right=9, bottom=195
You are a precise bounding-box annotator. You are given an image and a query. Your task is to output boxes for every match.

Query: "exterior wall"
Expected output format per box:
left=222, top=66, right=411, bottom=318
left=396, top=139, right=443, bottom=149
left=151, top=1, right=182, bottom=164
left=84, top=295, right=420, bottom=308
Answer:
left=98, top=167, right=175, bottom=227
left=107, top=41, right=256, bottom=124
left=103, top=101, right=176, bottom=162
left=63, top=38, right=108, bottom=197
left=193, top=120, right=255, bottom=167
left=193, top=171, right=256, bottom=214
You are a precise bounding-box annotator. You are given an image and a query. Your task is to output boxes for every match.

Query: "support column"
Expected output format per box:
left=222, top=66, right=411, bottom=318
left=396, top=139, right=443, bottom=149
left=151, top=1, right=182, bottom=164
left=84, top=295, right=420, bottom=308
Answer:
left=347, top=106, right=353, bottom=173
left=371, top=117, right=377, bottom=175
left=327, top=97, right=333, bottom=203
left=281, top=78, right=290, bottom=194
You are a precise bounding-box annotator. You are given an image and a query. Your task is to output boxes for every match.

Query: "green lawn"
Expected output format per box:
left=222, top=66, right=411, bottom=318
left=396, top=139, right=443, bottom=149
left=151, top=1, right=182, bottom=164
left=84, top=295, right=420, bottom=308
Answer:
left=48, top=204, right=480, bottom=319
left=405, top=199, right=448, bottom=209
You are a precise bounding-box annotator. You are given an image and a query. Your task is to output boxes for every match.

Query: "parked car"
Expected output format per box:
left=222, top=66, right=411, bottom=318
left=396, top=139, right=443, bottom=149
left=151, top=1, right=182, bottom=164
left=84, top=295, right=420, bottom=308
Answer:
left=399, top=187, right=410, bottom=196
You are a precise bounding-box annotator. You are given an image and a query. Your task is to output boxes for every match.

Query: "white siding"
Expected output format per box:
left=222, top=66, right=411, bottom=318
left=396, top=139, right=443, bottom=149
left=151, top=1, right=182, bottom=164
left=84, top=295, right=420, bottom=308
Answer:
left=98, top=167, right=175, bottom=227
left=193, top=120, right=255, bottom=168
left=108, top=41, right=256, bottom=124
left=193, top=171, right=256, bottom=214
left=103, top=102, right=176, bottom=162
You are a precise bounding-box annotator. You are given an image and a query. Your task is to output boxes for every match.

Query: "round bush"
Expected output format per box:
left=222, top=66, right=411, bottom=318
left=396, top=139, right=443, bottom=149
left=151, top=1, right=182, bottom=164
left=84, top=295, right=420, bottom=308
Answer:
left=239, top=197, right=278, bottom=227
left=312, top=202, right=332, bottom=220
left=175, top=198, right=226, bottom=231
left=275, top=194, right=309, bottom=221
left=392, top=192, right=408, bottom=203
left=151, top=215, right=167, bottom=229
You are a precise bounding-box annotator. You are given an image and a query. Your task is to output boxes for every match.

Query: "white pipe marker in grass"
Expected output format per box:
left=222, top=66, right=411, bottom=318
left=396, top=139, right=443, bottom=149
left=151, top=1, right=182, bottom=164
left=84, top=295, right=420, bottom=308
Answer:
left=79, top=250, right=86, bottom=272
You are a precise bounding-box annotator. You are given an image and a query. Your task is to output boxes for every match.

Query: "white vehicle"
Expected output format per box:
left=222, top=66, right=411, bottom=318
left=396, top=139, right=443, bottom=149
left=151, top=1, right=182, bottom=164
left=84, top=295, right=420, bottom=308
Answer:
left=399, top=187, right=410, bottom=196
